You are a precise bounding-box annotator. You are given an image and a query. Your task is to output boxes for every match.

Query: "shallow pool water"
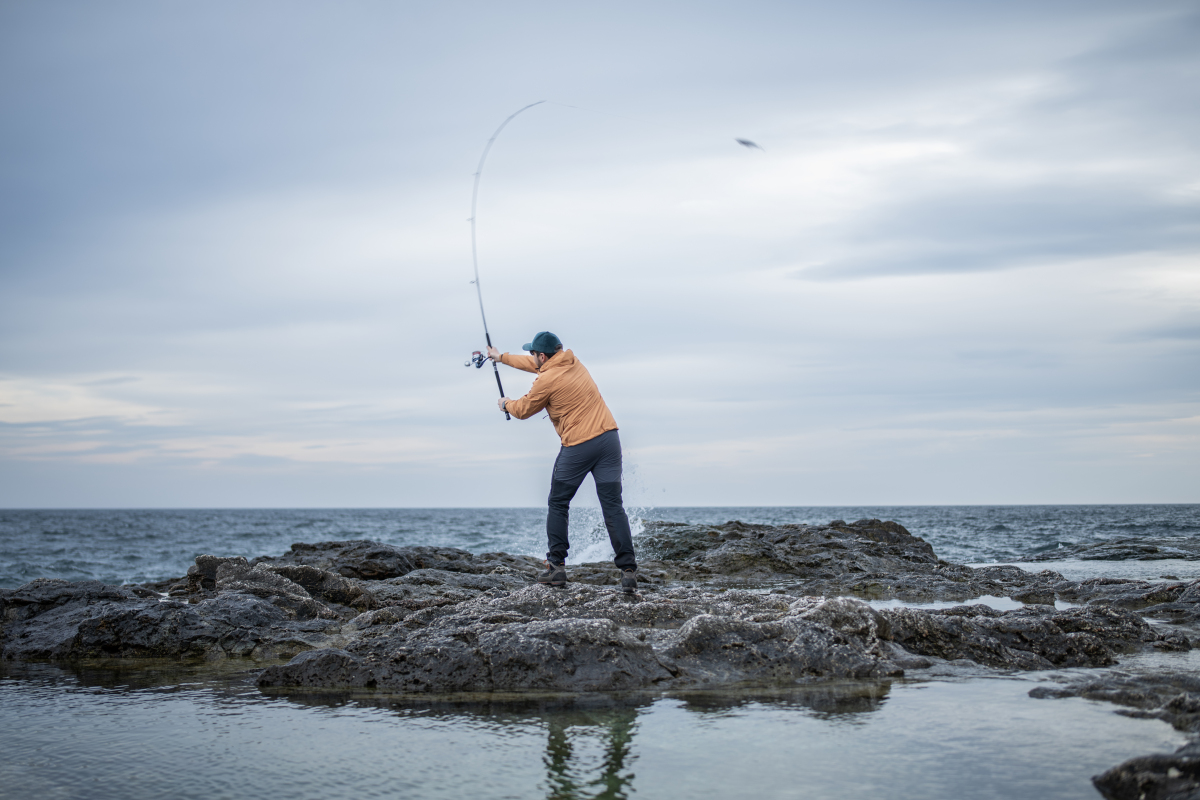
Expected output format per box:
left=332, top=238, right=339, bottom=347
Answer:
left=0, top=661, right=1186, bottom=800
left=866, top=594, right=1082, bottom=612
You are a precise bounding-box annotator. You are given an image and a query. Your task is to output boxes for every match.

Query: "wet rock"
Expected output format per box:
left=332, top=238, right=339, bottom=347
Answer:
left=385, top=568, right=528, bottom=592
left=1019, top=537, right=1200, bottom=563
left=216, top=561, right=339, bottom=621
left=634, top=522, right=1200, bottom=631
left=175, top=555, right=375, bottom=615
left=800, top=596, right=892, bottom=643
left=259, top=540, right=542, bottom=581
left=7, top=520, right=1200, bottom=698
left=1093, top=741, right=1200, bottom=800
left=1, top=579, right=139, bottom=622
left=880, top=604, right=1188, bottom=670
left=268, top=564, right=372, bottom=610
left=1010, top=587, right=1057, bottom=605
left=352, top=568, right=531, bottom=614
left=1062, top=579, right=1194, bottom=609
left=259, top=585, right=1179, bottom=692
left=637, top=519, right=938, bottom=583
left=259, top=586, right=905, bottom=692
left=1030, top=672, right=1200, bottom=733
left=660, top=612, right=902, bottom=685
left=187, top=554, right=247, bottom=593
left=1, top=578, right=343, bottom=661
left=634, top=519, right=1062, bottom=604
left=346, top=607, right=406, bottom=629
left=260, top=610, right=673, bottom=693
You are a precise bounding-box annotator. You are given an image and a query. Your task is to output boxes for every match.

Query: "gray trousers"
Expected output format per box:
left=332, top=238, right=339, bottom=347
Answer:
left=546, top=429, right=637, bottom=570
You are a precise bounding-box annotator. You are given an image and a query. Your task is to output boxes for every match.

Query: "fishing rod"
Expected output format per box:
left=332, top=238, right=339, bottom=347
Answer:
left=465, top=100, right=545, bottom=421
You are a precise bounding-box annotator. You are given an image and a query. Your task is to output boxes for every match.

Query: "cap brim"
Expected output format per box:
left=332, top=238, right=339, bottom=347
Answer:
left=522, top=343, right=534, bottom=351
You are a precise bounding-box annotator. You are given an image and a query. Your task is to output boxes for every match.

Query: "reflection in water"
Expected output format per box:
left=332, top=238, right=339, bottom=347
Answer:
left=542, top=707, right=638, bottom=800
left=674, top=681, right=892, bottom=722
left=532, top=683, right=891, bottom=799
left=2, top=660, right=1178, bottom=800
left=1, top=660, right=894, bottom=800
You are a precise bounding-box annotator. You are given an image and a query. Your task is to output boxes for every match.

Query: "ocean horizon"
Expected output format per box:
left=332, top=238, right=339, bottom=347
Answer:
left=4, top=504, right=1198, bottom=590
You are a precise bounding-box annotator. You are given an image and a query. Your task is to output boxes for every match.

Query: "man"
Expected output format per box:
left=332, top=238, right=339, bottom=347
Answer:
left=487, top=331, right=638, bottom=593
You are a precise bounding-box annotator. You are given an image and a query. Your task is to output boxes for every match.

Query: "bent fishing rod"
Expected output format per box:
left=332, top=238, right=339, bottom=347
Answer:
left=465, top=100, right=545, bottom=420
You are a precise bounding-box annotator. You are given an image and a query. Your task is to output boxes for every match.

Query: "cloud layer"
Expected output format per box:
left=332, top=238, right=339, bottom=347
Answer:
left=1, top=0, right=1197, bottom=506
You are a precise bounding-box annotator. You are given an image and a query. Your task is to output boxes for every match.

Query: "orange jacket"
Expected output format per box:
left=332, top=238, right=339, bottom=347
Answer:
left=499, top=349, right=618, bottom=446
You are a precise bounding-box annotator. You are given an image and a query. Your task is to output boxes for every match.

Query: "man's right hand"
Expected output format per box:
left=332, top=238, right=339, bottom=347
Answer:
left=486, top=345, right=501, bottom=361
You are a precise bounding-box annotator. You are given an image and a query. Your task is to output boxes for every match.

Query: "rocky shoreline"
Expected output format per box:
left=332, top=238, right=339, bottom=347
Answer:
left=3, top=518, right=1199, bottom=799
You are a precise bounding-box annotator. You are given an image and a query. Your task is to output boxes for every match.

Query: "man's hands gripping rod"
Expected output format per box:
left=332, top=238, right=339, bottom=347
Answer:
left=485, top=346, right=514, bottom=415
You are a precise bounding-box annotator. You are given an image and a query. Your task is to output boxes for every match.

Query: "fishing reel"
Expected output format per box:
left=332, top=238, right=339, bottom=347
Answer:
left=465, top=351, right=488, bottom=369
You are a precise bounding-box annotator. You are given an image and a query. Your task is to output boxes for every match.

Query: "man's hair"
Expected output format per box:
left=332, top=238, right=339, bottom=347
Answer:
left=533, top=345, right=563, bottom=358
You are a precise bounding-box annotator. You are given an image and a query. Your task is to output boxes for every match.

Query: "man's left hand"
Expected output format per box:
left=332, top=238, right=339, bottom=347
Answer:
left=498, top=396, right=511, bottom=412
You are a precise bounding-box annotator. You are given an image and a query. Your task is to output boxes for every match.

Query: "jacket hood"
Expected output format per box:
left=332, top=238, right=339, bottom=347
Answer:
left=539, top=349, right=576, bottom=373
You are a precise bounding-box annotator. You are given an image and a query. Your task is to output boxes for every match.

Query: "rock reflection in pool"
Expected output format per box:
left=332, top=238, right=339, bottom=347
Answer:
left=0, top=662, right=1186, bottom=800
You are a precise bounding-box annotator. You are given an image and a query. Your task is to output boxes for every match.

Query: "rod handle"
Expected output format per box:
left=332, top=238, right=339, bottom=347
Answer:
left=492, top=362, right=511, bottom=421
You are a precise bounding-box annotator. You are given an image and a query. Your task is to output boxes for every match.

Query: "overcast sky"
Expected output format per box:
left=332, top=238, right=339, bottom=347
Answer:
left=1, top=0, right=1197, bottom=508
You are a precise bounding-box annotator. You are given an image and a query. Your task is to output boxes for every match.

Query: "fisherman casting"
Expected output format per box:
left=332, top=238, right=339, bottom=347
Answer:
left=487, top=331, right=638, bottom=593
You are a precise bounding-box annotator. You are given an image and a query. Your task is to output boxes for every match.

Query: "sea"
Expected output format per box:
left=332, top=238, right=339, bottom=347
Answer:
left=2, top=504, right=1198, bottom=800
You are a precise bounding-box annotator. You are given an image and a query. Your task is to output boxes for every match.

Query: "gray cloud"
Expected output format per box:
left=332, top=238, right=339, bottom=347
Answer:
left=790, top=7, right=1200, bottom=280
left=798, top=186, right=1199, bottom=279
left=1, top=0, right=1197, bottom=506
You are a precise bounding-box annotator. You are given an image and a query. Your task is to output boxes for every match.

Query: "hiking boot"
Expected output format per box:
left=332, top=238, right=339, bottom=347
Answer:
left=621, top=568, right=638, bottom=594
left=538, top=560, right=567, bottom=587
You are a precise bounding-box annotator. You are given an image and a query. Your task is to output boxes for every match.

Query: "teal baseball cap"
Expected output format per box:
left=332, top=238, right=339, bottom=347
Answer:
left=522, top=331, right=562, bottom=354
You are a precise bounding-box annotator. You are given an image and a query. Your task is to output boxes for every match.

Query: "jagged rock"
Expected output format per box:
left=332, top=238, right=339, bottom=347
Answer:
left=258, top=540, right=542, bottom=581
left=5, top=521, right=1198, bottom=701
left=345, top=568, right=532, bottom=615
left=800, top=595, right=892, bottom=643
left=346, top=607, right=406, bottom=629
left=1019, top=537, right=1200, bottom=563
left=258, top=583, right=1185, bottom=692
left=258, top=586, right=904, bottom=692
left=260, top=612, right=673, bottom=693
left=215, top=561, right=339, bottom=621
left=1, top=578, right=139, bottom=622
left=1060, top=579, right=1196, bottom=609
left=268, top=564, right=371, bottom=609
left=177, top=555, right=374, bottom=615
left=637, top=519, right=937, bottom=581
left=659, top=612, right=902, bottom=684
left=1093, top=741, right=1200, bottom=800
left=881, top=604, right=1188, bottom=670
left=187, top=554, right=247, bottom=592
left=0, top=578, right=343, bottom=661
left=633, top=519, right=1068, bottom=604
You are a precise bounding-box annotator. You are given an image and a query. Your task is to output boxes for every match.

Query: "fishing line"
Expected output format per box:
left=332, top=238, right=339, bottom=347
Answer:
left=465, top=99, right=758, bottom=422
left=466, top=100, right=545, bottom=421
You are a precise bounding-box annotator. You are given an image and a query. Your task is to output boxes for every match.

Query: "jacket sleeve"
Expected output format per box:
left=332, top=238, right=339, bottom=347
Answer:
left=505, top=376, right=552, bottom=420
left=499, top=352, right=540, bottom=373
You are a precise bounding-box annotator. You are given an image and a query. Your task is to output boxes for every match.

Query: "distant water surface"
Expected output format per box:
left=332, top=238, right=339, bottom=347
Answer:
left=1, top=505, right=1197, bottom=588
